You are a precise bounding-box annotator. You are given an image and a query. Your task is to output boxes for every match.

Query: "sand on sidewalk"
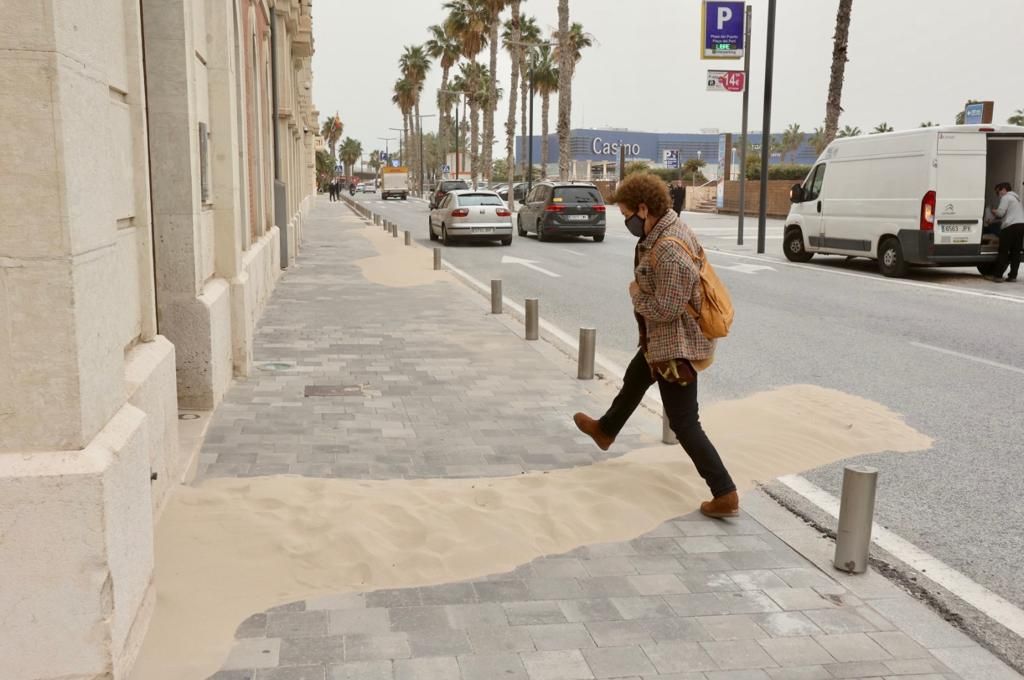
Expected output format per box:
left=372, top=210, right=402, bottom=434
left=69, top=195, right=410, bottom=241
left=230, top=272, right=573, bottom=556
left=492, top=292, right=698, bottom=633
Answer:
left=129, top=384, right=932, bottom=680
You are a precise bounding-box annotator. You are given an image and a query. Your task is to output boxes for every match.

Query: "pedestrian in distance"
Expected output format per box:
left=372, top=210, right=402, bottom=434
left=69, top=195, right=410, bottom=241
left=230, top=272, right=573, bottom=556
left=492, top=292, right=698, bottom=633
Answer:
left=988, top=182, right=1024, bottom=282
left=669, top=181, right=686, bottom=215
left=328, top=178, right=337, bottom=202
left=572, top=173, right=739, bottom=519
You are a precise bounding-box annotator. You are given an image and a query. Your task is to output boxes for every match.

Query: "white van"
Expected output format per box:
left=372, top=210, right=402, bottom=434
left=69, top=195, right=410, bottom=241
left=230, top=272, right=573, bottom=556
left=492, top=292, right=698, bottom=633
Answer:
left=784, top=125, right=1024, bottom=277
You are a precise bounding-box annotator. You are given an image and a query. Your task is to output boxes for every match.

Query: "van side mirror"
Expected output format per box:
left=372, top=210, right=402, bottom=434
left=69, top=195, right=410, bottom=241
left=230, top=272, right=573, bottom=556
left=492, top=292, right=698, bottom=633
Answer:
left=790, top=184, right=806, bottom=203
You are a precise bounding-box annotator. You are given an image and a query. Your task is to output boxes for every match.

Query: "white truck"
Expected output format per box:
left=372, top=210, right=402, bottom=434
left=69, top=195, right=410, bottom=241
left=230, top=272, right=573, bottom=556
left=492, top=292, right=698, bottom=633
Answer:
left=381, top=167, right=409, bottom=201
left=784, top=124, right=1024, bottom=277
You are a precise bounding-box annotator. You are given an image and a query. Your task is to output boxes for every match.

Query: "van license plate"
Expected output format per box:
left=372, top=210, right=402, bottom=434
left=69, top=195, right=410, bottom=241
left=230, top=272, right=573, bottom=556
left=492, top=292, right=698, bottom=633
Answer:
left=940, top=224, right=971, bottom=233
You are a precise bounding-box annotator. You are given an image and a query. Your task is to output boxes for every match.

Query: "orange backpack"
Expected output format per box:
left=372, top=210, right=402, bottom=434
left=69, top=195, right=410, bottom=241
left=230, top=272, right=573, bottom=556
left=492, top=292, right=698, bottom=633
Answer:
left=652, top=236, right=735, bottom=339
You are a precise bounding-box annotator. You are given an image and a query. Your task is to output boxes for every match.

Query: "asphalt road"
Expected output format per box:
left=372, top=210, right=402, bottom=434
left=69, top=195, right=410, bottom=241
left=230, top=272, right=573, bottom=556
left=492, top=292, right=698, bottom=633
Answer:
left=352, top=192, right=1024, bottom=620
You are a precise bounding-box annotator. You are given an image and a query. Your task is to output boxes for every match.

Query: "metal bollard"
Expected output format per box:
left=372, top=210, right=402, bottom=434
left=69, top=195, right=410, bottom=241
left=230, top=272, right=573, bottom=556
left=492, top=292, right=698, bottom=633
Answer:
left=834, top=465, right=879, bottom=574
left=525, top=299, right=539, bottom=340
left=662, top=409, right=678, bottom=445
left=490, top=280, right=502, bottom=314
left=392, top=224, right=398, bottom=238
left=384, top=220, right=390, bottom=232
left=577, top=328, right=596, bottom=380
left=404, top=230, right=411, bottom=246
left=433, top=247, right=442, bottom=271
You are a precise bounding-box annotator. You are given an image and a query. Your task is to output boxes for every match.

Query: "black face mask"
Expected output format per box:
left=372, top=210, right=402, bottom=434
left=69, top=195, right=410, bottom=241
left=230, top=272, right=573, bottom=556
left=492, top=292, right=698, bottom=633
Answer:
left=625, top=213, right=646, bottom=238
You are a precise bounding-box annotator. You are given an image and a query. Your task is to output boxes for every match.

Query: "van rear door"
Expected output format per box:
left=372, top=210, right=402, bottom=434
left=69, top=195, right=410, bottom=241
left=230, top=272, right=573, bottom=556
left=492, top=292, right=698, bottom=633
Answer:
left=935, top=131, right=986, bottom=246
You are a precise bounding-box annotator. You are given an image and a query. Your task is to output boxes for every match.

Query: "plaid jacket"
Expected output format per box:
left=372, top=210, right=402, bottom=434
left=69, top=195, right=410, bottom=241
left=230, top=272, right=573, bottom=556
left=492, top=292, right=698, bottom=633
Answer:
left=630, top=212, right=714, bottom=364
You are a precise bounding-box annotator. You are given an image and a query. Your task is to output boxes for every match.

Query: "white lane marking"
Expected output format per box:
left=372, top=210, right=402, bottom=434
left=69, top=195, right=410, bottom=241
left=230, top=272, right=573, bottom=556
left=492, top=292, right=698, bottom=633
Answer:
left=909, top=342, right=1024, bottom=375
left=501, top=255, right=561, bottom=278
left=705, top=248, right=1024, bottom=305
left=778, top=474, right=1024, bottom=640
left=564, top=249, right=586, bottom=257
left=715, top=263, right=776, bottom=274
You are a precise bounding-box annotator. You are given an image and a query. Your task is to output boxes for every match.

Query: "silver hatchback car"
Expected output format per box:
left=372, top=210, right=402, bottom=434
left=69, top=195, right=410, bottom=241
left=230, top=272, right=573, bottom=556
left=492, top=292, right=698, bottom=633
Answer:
left=428, top=190, right=513, bottom=246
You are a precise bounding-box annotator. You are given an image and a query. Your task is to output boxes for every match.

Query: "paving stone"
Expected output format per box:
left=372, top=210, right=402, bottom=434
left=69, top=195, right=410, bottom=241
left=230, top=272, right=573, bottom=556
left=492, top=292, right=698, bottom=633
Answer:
left=581, top=646, right=657, bottom=678
left=415, top=583, right=478, bottom=606
left=641, top=641, right=718, bottom=673
left=814, top=634, right=892, bottom=663
left=343, top=633, right=411, bottom=662
left=328, top=660, right=393, bottom=680
left=210, top=671, right=256, bottom=680
left=763, top=588, right=835, bottom=611
left=278, top=637, right=344, bottom=666
left=865, top=599, right=975, bottom=650
left=406, top=629, right=472, bottom=657
left=559, top=598, right=623, bottom=623
left=704, top=672, right=772, bottom=680
left=474, top=580, right=531, bottom=603
left=525, top=622, right=596, bottom=651
left=728, top=570, right=789, bottom=591
left=457, top=653, right=529, bottom=680
left=751, top=612, right=823, bottom=638
left=610, top=596, right=675, bottom=620
left=446, top=603, right=509, bottom=629
left=583, top=557, right=639, bottom=577
left=586, top=620, right=655, bottom=647
left=823, top=660, right=892, bottom=677
left=629, top=556, right=687, bottom=575
left=758, top=636, right=835, bottom=666
left=525, top=577, right=584, bottom=600
left=883, top=658, right=952, bottom=674
left=329, top=608, right=390, bottom=636
left=223, top=638, right=282, bottom=670
left=639, top=616, right=714, bottom=643
left=530, top=558, right=590, bottom=579
left=465, top=626, right=535, bottom=654
left=930, top=645, right=1022, bottom=680
left=236, top=613, right=269, bottom=639
left=254, top=667, right=326, bottom=680
left=388, top=606, right=450, bottom=633
left=765, top=666, right=831, bottom=680
left=701, top=639, right=777, bottom=670
left=698, top=615, right=769, bottom=641
left=773, top=568, right=837, bottom=590
left=392, top=656, right=459, bottom=680
left=679, top=571, right=740, bottom=593
left=579, top=576, right=643, bottom=598
left=365, top=590, right=423, bottom=609
left=677, top=536, right=731, bottom=554
left=627, top=574, right=690, bottom=595
left=266, top=611, right=328, bottom=639
left=520, top=649, right=595, bottom=680
left=504, top=601, right=568, bottom=626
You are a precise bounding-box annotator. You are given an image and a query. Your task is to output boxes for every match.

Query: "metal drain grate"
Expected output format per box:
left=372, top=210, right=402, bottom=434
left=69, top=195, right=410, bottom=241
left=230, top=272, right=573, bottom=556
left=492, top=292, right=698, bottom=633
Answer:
left=304, top=384, right=365, bottom=397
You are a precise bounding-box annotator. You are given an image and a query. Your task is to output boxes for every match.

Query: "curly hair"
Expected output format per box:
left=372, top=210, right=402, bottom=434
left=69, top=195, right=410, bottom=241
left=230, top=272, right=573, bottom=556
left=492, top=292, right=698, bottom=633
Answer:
left=610, top=173, right=672, bottom=217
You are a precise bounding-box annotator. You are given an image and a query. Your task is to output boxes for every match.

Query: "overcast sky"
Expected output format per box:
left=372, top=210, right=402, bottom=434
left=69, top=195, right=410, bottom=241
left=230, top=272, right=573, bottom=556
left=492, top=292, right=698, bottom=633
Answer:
left=312, top=0, right=1023, bottom=157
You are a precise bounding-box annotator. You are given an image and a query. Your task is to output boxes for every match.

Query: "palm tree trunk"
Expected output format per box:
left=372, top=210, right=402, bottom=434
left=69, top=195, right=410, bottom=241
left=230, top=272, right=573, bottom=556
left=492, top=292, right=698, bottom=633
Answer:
left=413, top=101, right=422, bottom=193
left=483, top=22, right=499, bottom=182
left=438, top=66, right=450, bottom=174
left=556, top=0, right=572, bottom=180
left=824, top=0, right=853, bottom=144
left=470, top=98, right=480, bottom=186
left=541, top=92, right=550, bottom=175
left=504, top=2, right=521, bottom=201
left=520, top=56, right=529, bottom=177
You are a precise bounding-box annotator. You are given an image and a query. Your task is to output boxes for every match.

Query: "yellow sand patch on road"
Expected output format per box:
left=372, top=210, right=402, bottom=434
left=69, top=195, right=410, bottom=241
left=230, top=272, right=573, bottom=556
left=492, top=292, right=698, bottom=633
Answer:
left=353, top=223, right=451, bottom=287
left=130, top=384, right=932, bottom=680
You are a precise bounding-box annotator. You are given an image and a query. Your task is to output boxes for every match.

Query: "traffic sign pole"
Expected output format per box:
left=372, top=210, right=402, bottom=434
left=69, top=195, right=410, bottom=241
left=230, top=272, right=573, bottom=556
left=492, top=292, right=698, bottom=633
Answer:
left=737, top=4, right=752, bottom=246
left=757, top=0, right=777, bottom=255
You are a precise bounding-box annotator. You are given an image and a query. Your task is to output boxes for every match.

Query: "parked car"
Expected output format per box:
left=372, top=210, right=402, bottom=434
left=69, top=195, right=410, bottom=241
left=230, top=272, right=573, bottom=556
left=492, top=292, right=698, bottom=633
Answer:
left=491, top=183, right=508, bottom=197
left=430, top=179, right=470, bottom=209
left=428, top=190, right=513, bottom=246
left=517, top=182, right=607, bottom=242
left=357, top=183, right=374, bottom=194
left=785, top=124, right=1024, bottom=277
left=497, top=182, right=528, bottom=202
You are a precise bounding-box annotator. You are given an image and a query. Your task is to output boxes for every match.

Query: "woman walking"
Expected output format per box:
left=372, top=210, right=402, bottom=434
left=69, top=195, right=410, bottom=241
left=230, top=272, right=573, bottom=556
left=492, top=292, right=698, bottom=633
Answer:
left=573, top=173, right=738, bottom=518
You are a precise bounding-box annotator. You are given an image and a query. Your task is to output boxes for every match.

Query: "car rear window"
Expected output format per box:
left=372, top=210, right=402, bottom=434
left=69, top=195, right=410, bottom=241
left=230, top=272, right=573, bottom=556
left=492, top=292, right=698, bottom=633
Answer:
left=553, top=187, right=603, bottom=204
left=456, top=193, right=504, bottom=206
left=441, top=181, right=469, bottom=191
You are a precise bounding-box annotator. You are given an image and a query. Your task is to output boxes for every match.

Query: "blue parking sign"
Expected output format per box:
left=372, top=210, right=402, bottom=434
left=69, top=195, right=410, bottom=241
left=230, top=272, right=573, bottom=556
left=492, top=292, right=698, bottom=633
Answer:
left=702, top=1, right=745, bottom=59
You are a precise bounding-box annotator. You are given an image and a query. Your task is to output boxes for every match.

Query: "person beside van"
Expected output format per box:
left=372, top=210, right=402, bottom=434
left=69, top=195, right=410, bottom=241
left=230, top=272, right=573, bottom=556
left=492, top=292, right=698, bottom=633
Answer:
left=670, top=181, right=686, bottom=215
left=571, top=173, right=739, bottom=519
left=988, top=182, right=1024, bottom=282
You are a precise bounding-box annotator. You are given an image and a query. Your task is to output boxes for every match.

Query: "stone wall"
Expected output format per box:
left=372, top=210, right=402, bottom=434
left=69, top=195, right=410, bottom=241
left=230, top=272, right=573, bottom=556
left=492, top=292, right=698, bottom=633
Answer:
left=721, top=180, right=795, bottom=218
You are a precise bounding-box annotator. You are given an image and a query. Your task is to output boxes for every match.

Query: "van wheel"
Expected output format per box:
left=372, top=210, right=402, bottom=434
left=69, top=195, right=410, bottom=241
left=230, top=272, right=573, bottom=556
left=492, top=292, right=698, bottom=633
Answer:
left=517, top=216, right=527, bottom=237
left=784, top=229, right=813, bottom=262
left=593, top=233, right=605, bottom=243
left=977, top=262, right=998, bottom=276
left=878, top=237, right=908, bottom=277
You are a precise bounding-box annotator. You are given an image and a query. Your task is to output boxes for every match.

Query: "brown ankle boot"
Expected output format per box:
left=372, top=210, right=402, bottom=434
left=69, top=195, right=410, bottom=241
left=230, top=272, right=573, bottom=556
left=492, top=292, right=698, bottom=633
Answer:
left=573, top=413, right=615, bottom=451
left=700, top=491, right=740, bottom=519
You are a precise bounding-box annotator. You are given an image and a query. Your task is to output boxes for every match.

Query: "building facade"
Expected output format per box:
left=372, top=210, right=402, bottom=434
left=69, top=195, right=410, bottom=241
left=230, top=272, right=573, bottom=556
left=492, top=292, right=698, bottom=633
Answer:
left=0, top=1, right=316, bottom=679
left=516, top=128, right=820, bottom=178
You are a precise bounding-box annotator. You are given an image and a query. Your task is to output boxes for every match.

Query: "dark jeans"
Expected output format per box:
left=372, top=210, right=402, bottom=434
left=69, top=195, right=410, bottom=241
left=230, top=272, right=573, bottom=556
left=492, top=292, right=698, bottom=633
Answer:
left=995, top=223, right=1024, bottom=279
left=599, top=351, right=736, bottom=498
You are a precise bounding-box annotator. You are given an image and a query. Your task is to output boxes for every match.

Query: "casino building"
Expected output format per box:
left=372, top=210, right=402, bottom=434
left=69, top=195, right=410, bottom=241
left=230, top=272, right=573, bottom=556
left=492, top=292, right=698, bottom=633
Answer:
left=515, top=128, right=819, bottom=179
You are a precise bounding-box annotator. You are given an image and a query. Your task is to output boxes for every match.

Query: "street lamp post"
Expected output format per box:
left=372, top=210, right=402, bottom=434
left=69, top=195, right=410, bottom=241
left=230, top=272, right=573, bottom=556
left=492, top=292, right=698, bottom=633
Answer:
left=388, top=127, right=406, bottom=166
left=415, top=113, right=437, bottom=197
left=439, top=89, right=465, bottom=179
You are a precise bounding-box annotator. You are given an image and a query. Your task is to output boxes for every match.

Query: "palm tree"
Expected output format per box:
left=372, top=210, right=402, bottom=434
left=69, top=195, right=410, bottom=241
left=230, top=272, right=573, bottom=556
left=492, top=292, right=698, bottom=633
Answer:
left=392, top=78, right=416, bottom=167
left=426, top=24, right=462, bottom=170
left=554, top=19, right=593, bottom=179
left=501, top=1, right=523, bottom=205
left=400, top=45, right=431, bottom=191
left=837, top=125, right=861, bottom=138
left=1008, top=109, right=1024, bottom=126
left=781, top=123, right=803, bottom=163
left=481, top=0, right=510, bottom=183
left=506, top=15, right=540, bottom=177
left=445, top=0, right=491, bottom=185
left=532, top=44, right=559, bottom=176
left=871, top=122, right=894, bottom=134
left=823, top=0, right=853, bottom=145
left=320, top=113, right=343, bottom=160
left=809, top=126, right=829, bottom=155
left=339, top=138, right=363, bottom=179
left=457, top=61, right=489, bottom=185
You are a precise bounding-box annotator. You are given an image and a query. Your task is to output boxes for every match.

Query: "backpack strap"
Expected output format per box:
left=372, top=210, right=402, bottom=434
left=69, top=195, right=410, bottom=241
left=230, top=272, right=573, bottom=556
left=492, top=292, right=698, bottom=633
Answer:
left=648, top=235, right=702, bottom=320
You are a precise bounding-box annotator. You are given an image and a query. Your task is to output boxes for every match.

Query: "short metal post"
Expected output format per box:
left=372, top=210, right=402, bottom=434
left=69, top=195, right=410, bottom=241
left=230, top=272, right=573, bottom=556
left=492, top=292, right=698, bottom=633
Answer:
left=577, top=328, right=596, bottom=380
left=384, top=220, right=390, bottom=232
left=404, top=230, right=411, bottom=245
left=433, top=247, right=442, bottom=271
left=525, top=299, right=539, bottom=340
left=662, top=409, right=677, bottom=445
left=490, top=280, right=502, bottom=314
left=834, top=465, right=879, bottom=574
left=373, top=214, right=379, bottom=225
left=392, top=224, right=398, bottom=238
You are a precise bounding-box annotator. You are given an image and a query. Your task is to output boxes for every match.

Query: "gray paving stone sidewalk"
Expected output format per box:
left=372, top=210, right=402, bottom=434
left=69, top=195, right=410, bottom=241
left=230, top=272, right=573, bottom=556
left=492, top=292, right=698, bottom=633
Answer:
left=200, top=200, right=1007, bottom=679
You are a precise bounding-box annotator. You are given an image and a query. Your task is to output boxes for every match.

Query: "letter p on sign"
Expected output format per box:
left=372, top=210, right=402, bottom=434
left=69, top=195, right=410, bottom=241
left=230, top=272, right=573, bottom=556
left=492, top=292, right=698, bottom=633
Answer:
left=717, top=6, right=733, bottom=29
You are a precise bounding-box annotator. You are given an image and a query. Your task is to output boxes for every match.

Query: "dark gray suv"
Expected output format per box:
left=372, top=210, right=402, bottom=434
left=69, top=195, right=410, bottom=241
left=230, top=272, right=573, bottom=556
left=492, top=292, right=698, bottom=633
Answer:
left=516, top=182, right=606, bottom=242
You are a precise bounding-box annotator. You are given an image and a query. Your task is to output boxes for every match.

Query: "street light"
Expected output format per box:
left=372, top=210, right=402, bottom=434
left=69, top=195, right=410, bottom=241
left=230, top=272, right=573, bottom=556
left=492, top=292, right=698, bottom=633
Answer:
left=438, top=89, right=465, bottom=180
left=388, top=127, right=406, bottom=166
left=415, top=113, right=437, bottom=196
